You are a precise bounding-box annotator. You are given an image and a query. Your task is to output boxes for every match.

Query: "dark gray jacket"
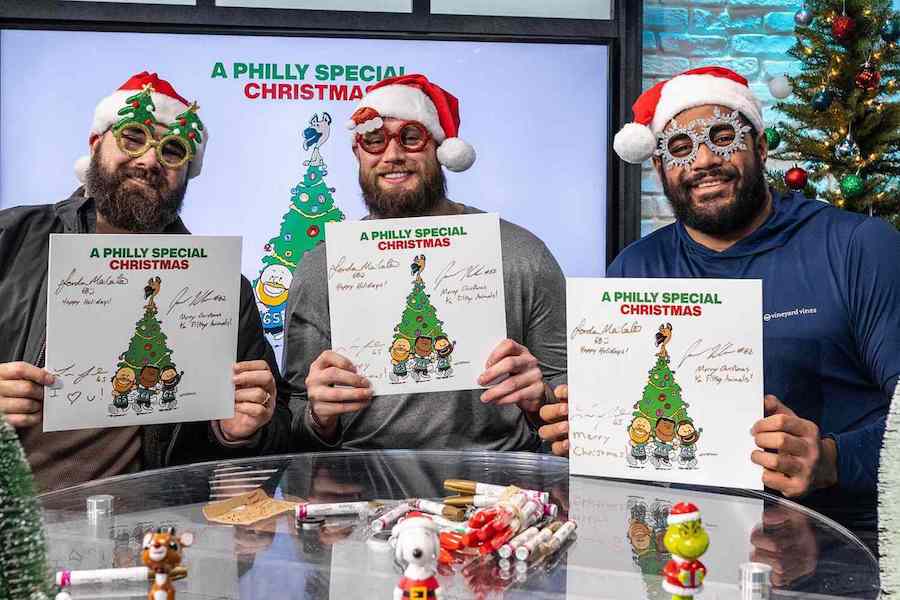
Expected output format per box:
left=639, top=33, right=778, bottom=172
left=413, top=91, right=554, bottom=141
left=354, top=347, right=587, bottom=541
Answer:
left=0, top=189, right=293, bottom=468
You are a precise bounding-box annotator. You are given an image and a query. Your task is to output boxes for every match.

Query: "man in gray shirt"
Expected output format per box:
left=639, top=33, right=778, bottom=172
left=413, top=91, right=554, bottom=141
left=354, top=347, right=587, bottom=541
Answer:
left=282, top=74, right=566, bottom=451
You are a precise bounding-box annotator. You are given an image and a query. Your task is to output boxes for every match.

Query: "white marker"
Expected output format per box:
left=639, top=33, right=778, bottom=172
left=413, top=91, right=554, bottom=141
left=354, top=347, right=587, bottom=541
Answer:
left=371, top=503, right=411, bottom=532
left=538, top=520, right=578, bottom=556
left=498, top=525, right=540, bottom=559
left=56, top=566, right=157, bottom=586
left=515, top=522, right=562, bottom=561
left=295, top=500, right=380, bottom=519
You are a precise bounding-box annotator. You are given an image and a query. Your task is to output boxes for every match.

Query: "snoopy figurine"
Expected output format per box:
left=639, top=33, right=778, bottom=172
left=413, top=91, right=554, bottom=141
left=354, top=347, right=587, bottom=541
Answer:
left=393, top=516, right=443, bottom=600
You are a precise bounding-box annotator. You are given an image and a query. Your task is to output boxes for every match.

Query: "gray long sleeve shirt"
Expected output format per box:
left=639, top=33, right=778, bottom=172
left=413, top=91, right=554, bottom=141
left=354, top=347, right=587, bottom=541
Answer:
left=282, top=201, right=567, bottom=451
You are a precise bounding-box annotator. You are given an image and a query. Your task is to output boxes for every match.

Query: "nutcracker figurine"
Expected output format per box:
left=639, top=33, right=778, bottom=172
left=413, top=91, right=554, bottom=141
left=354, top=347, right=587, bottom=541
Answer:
left=394, top=516, right=443, bottom=600
left=661, top=502, right=709, bottom=600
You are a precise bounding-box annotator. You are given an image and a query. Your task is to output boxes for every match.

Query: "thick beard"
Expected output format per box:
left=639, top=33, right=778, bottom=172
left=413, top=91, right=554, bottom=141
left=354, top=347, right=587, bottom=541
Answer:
left=86, top=152, right=187, bottom=233
left=360, top=159, right=447, bottom=219
left=662, top=151, right=768, bottom=237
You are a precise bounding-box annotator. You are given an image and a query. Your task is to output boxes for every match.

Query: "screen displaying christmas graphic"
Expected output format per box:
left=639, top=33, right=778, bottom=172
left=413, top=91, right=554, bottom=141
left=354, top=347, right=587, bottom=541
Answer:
left=326, top=213, right=505, bottom=397
left=566, top=278, right=764, bottom=490
left=44, top=234, right=241, bottom=431
left=1, top=29, right=610, bottom=367
left=253, top=112, right=346, bottom=339
left=110, top=276, right=185, bottom=418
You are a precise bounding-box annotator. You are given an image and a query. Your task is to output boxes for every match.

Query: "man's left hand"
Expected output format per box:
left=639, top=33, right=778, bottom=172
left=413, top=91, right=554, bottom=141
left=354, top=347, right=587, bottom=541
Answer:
left=220, top=360, right=276, bottom=442
left=477, top=339, right=545, bottom=413
left=751, top=395, right=838, bottom=498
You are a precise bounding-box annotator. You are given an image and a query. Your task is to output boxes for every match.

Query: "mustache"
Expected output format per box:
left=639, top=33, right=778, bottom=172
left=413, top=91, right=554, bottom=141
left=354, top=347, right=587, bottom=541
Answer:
left=682, top=166, right=737, bottom=188
left=119, top=166, right=167, bottom=191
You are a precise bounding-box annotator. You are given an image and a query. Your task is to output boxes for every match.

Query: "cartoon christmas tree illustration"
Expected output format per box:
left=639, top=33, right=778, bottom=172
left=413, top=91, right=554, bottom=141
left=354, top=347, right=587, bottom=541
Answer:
left=117, top=277, right=174, bottom=373
left=629, top=324, right=700, bottom=469
left=0, top=419, right=54, bottom=599
left=389, top=255, right=455, bottom=382
left=254, top=112, right=345, bottom=337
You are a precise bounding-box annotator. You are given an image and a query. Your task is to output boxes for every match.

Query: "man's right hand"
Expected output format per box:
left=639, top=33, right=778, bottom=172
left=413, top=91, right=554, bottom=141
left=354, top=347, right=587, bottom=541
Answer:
left=538, top=384, right=569, bottom=456
left=305, top=351, right=372, bottom=438
left=0, top=361, right=55, bottom=428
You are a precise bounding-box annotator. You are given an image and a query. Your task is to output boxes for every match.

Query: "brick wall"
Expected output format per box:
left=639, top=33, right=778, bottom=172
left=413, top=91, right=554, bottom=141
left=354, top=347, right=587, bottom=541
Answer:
left=639, top=0, right=900, bottom=236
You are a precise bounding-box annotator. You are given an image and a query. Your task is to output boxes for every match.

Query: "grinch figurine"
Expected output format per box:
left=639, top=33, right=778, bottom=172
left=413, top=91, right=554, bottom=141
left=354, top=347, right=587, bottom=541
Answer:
left=661, top=502, right=709, bottom=600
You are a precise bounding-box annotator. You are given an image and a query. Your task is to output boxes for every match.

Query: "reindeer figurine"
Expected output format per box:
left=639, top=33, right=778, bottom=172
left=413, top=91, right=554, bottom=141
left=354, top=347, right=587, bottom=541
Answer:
left=141, top=527, right=193, bottom=600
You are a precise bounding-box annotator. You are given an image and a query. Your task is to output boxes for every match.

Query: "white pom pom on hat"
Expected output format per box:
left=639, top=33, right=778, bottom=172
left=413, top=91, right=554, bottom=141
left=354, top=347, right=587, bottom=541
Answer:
left=614, top=66, right=765, bottom=164
left=347, top=74, right=476, bottom=172
left=74, top=71, right=207, bottom=183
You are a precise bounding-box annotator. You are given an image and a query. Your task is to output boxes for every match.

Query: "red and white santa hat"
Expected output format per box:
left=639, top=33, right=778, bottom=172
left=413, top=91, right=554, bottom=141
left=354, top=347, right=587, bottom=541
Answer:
left=667, top=502, right=701, bottom=525
left=75, top=71, right=207, bottom=182
left=346, top=74, right=476, bottom=172
left=613, top=66, right=764, bottom=164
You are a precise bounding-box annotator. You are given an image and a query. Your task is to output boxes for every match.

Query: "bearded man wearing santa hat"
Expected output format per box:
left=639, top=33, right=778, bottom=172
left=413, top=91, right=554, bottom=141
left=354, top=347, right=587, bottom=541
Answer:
left=0, top=72, right=292, bottom=492
left=539, top=67, right=900, bottom=540
left=283, top=74, right=566, bottom=452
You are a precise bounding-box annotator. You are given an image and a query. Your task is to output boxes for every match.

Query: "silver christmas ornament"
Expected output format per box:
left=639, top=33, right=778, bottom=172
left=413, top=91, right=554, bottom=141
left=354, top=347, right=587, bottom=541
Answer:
left=768, top=75, right=793, bottom=99
left=834, top=135, right=861, bottom=162
left=794, top=8, right=814, bottom=27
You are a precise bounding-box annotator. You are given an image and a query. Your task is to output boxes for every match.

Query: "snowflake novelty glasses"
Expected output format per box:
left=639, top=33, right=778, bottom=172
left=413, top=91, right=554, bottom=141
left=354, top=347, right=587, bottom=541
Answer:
left=654, top=108, right=753, bottom=170
left=114, top=123, right=193, bottom=170
left=356, top=121, right=432, bottom=154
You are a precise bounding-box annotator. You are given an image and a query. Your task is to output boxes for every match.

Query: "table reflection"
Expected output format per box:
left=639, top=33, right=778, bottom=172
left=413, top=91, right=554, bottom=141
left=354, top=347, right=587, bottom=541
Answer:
left=39, top=451, right=879, bottom=599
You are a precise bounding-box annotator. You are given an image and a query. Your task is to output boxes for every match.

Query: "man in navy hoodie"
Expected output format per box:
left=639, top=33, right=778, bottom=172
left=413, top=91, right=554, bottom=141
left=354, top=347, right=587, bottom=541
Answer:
left=539, top=67, right=900, bottom=529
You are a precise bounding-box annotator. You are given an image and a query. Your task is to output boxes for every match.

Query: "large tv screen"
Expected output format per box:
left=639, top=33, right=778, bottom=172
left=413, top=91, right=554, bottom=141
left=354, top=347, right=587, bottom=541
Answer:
left=1, top=28, right=609, bottom=359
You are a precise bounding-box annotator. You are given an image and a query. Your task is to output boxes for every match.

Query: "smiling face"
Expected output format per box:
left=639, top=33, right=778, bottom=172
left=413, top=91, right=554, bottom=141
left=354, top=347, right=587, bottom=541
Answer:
left=655, top=417, right=676, bottom=443
left=354, top=118, right=447, bottom=219
left=629, top=416, right=652, bottom=444
left=653, top=104, right=769, bottom=237
left=677, top=421, right=699, bottom=445
left=257, top=264, right=291, bottom=306
left=87, top=124, right=189, bottom=233
left=139, top=366, right=160, bottom=388
left=390, top=338, right=411, bottom=362
left=113, top=367, right=136, bottom=394
left=414, top=336, right=433, bottom=358
left=160, top=366, right=178, bottom=385
left=434, top=336, right=452, bottom=357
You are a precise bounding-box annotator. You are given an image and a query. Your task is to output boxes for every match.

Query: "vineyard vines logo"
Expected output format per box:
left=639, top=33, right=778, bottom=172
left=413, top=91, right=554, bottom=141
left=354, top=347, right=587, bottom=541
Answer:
left=763, top=307, right=818, bottom=322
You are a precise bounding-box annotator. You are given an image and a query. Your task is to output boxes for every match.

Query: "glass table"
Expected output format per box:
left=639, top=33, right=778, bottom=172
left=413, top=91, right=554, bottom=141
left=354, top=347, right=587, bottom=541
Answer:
left=39, top=450, right=880, bottom=599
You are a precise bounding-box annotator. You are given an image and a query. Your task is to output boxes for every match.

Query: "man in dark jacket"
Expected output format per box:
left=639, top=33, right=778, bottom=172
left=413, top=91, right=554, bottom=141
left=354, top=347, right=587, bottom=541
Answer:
left=0, top=71, right=292, bottom=492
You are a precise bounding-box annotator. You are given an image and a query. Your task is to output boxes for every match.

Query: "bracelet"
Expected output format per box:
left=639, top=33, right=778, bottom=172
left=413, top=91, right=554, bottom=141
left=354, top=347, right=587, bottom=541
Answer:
left=307, top=402, right=328, bottom=432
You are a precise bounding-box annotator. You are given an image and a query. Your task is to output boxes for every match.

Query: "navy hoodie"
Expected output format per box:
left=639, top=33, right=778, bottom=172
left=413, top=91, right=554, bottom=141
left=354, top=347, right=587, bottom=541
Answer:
left=608, top=190, right=900, bottom=520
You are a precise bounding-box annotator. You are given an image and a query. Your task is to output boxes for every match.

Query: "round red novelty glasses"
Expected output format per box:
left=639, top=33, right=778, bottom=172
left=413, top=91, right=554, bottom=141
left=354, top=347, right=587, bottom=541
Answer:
left=356, top=121, right=432, bottom=154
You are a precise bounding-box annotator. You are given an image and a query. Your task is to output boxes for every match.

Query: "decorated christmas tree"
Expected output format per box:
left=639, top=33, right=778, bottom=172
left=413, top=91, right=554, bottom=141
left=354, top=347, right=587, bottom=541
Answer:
left=0, top=418, right=53, bottom=599
left=632, top=357, right=691, bottom=426
left=115, top=84, right=157, bottom=129
left=764, top=0, right=900, bottom=228
left=253, top=162, right=345, bottom=335
left=118, top=305, right=174, bottom=372
left=392, top=278, right=448, bottom=346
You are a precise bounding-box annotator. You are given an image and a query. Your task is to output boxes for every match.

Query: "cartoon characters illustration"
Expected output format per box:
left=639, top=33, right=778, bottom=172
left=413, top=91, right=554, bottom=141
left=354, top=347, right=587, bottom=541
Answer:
left=675, top=420, right=700, bottom=468
left=144, top=276, right=162, bottom=313
left=411, top=254, right=426, bottom=285
left=255, top=264, right=291, bottom=338
left=110, top=367, right=136, bottom=417
left=628, top=324, right=701, bottom=470
left=159, top=365, right=183, bottom=411
left=412, top=336, right=434, bottom=382
left=627, top=416, right=652, bottom=468
left=302, top=112, right=331, bottom=168
left=434, top=335, right=455, bottom=379
left=655, top=322, right=673, bottom=360
left=390, top=338, right=412, bottom=383
left=136, top=366, right=160, bottom=414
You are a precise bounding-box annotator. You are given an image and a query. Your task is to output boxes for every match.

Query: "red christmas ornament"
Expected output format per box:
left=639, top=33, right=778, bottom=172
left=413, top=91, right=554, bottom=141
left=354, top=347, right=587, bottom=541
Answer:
left=179, top=117, right=187, bottom=126
left=785, top=166, right=808, bottom=190
left=658, top=393, right=667, bottom=401
left=144, top=343, right=153, bottom=351
left=307, top=225, right=320, bottom=238
left=831, top=15, right=856, bottom=42
left=144, top=118, right=153, bottom=126
left=855, top=66, right=881, bottom=92
left=131, top=100, right=140, bottom=109
left=188, top=131, right=196, bottom=140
